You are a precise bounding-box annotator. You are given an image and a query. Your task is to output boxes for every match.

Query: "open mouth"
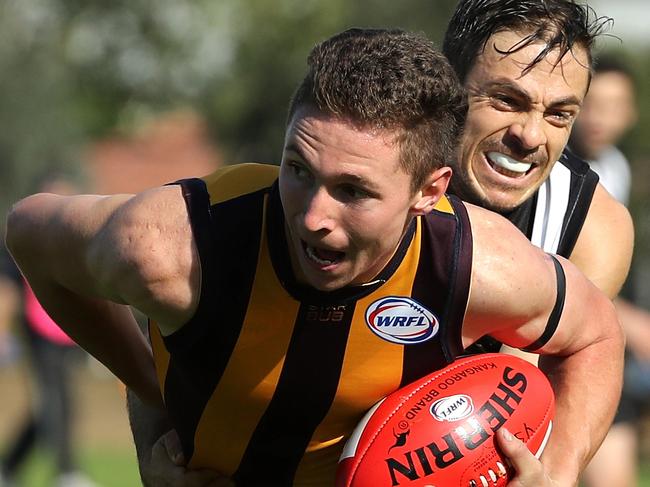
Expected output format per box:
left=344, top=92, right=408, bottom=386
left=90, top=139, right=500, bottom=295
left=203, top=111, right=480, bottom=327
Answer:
left=302, top=240, right=346, bottom=267
left=486, top=151, right=533, bottom=178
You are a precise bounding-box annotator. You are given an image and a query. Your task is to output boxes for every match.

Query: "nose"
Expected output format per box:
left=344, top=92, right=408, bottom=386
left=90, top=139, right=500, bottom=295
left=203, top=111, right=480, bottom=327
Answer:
left=302, top=186, right=336, bottom=233
left=508, top=113, right=547, bottom=151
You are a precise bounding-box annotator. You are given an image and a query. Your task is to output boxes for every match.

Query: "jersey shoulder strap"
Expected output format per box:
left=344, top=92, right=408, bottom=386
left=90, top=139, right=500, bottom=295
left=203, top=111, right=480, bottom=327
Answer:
left=530, top=148, right=599, bottom=257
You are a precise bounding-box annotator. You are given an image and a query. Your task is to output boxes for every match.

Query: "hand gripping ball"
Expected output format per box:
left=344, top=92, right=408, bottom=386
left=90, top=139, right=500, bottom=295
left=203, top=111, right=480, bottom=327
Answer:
left=336, top=353, right=555, bottom=487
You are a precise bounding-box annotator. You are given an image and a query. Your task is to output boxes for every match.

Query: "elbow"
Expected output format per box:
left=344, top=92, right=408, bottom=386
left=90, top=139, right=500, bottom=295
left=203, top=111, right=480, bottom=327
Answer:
left=4, top=194, right=46, bottom=264
left=601, top=295, right=626, bottom=353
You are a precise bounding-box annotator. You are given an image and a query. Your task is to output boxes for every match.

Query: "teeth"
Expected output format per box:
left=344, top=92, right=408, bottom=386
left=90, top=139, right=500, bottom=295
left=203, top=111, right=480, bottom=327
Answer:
left=487, top=152, right=532, bottom=174
left=306, top=245, right=334, bottom=265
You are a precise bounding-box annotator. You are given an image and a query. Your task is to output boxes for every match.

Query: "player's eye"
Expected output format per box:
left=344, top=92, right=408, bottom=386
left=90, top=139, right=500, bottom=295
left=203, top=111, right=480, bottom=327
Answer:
left=546, top=110, right=575, bottom=127
left=288, top=161, right=311, bottom=182
left=491, top=93, right=520, bottom=111
left=338, top=184, right=370, bottom=202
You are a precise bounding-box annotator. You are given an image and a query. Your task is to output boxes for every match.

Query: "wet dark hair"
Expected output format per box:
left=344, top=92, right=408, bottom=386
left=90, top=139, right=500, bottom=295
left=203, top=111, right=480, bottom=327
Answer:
left=443, top=0, right=612, bottom=82
left=288, top=28, right=468, bottom=192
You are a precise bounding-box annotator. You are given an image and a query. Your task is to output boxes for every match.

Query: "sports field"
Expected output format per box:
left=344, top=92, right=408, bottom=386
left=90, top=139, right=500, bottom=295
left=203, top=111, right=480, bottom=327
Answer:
left=0, top=357, right=141, bottom=486
left=2, top=358, right=649, bottom=486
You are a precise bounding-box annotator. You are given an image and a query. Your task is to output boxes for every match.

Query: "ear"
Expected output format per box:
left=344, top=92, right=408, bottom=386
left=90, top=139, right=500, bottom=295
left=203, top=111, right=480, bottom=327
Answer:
left=410, top=166, right=453, bottom=216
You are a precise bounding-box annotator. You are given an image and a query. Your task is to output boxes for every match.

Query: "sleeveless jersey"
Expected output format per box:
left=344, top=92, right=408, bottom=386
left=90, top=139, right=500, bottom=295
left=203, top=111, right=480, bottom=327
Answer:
left=502, top=148, right=599, bottom=257
left=149, top=163, right=473, bottom=486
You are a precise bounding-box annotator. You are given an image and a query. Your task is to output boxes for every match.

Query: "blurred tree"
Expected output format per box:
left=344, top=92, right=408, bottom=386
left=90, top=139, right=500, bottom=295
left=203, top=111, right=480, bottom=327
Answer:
left=1, top=0, right=649, bottom=252
left=0, top=0, right=84, bottom=222
left=199, top=0, right=458, bottom=163
left=0, top=0, right=457, bottom=212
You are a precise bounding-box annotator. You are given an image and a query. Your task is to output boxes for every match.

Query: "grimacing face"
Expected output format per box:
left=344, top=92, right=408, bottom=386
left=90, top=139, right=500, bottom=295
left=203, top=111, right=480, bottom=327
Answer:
left=454, top=30, right=591, bottom=212
left=279, top=105, right=447, bottom=291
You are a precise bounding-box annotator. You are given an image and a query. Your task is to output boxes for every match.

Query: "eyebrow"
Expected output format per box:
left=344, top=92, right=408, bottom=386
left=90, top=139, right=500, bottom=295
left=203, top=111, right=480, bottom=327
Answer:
left=283, top=144, right=380, bottom=190
left=283, top=143, right=308, bottom=162
left=481, top=78, right=583, bottom=108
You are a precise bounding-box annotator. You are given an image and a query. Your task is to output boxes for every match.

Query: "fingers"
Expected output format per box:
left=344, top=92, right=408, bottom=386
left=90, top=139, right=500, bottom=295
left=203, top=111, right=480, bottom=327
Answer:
left=161, top=429, right=186, bottom=466
left=147, top=430, right=231, bottom=487
left=496, top=428, right=552, bottom=487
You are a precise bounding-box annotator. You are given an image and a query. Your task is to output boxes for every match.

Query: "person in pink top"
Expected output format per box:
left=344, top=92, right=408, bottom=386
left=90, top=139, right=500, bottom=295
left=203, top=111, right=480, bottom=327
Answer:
left=1, top=176, right=96, bottom=487
left=23, top=281, right=75, bottom=346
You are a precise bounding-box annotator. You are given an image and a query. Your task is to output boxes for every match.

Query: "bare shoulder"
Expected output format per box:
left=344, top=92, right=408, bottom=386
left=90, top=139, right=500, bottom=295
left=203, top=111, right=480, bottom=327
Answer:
left=105, top=184, right=191, bottom=246
left=90, top=185, right=200, bottom=333
left=570, top=183, right=634, bottom=297
left=462, top=204, right=555, bottom=345
left=464, top=203, right=545, bottom=263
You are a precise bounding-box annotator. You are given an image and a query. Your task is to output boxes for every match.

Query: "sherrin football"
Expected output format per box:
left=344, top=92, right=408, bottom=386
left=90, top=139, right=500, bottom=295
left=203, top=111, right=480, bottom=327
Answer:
left=336, top=353, right=555, bottom=487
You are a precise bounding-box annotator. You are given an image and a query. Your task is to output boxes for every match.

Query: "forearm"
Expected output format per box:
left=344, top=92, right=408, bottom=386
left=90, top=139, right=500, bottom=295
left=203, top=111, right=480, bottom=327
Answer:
left=127, top=388, right=173, bottom=481
left=33, top=280, right=162, bottom=406
left=538, top=333, right=624, bottom=485
left=6, top=192, right=162, bottom=406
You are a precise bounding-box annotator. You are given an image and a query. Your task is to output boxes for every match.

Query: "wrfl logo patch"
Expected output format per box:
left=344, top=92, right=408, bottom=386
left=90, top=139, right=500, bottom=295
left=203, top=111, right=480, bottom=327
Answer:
left=365, top=296, right=439, bottom=345
left=430, top=394, right=475, bottom=422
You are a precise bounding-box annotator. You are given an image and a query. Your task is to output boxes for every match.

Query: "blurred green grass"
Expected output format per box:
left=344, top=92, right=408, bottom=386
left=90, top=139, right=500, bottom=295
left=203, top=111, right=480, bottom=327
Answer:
left=7, top=447, right=650, bottom=487
left=9, top=446, right=141, bottom=487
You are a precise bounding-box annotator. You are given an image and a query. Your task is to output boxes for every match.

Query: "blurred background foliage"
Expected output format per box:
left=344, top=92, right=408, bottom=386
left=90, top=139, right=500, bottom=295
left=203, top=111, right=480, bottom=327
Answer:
left=0, top=0, right=649, bottom=275
left=0, top=0, right=456, bottom=213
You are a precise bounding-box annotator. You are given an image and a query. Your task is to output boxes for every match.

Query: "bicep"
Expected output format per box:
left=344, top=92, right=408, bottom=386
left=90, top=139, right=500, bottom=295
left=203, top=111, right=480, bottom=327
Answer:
left=86, top=186, right=201, bottom=332
left=462, top=207, right=558, bottom=349
left=5, top=192, right=134, bottom=300
left=463, top=206, right=618, bottom=356
left=6, top=186, right=200, bottom=332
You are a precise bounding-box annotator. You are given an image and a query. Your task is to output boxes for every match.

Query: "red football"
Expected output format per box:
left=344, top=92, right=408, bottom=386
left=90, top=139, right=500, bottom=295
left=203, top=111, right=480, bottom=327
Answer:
left=337, top=353, right=555, bottom=487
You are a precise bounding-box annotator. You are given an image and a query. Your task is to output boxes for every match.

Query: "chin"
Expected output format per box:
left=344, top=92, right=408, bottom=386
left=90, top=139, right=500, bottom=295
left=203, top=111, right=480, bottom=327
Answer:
left=468, top=181, right=532, bottom=213
left=483, top=195, right=527, bottom=213
left=304, top=275, right=349, bottom=292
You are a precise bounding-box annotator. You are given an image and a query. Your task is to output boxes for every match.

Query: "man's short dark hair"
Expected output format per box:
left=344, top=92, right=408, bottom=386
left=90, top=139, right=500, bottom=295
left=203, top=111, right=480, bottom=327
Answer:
left=443, top=0, right=612, bottom=82
left=288, top=28, right=468, bottom=193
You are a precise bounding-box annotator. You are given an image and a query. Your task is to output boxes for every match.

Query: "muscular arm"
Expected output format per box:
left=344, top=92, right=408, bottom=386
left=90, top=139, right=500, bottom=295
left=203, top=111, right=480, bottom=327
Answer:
left=569, top=183, right=634, bottom=298
left=128, top=388, right=229, bottom=486
left=463, top=204, right=625, bottom=486
left=127, top=388, right=174, bottom=474
left=4, top=185, right=200, bottom=406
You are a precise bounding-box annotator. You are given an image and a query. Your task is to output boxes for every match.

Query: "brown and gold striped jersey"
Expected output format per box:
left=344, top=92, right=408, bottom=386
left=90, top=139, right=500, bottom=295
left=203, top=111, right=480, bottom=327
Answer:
left=150, top=163, right=473, bottom=486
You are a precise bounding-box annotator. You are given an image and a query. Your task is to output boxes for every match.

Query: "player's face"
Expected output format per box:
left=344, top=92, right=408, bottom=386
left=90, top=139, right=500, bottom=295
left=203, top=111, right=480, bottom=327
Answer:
left=455, top=30, right=590, bottom=212
left=572, top=71, right=637, bottom=159
left=279, top=105, right=437, bottom=291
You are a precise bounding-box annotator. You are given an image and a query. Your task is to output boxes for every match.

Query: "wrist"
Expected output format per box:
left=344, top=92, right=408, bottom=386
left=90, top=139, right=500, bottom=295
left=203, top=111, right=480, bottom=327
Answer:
left=541, top=453, right=581, bottom=487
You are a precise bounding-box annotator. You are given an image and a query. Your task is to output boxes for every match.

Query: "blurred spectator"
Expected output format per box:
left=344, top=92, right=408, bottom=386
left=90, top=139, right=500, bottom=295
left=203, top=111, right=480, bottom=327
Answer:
left=0, top=267, right=20, bottom=367
left=571, top=57, right=650, bottom=487
left=0, top=176, right=97, bottom=487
